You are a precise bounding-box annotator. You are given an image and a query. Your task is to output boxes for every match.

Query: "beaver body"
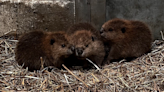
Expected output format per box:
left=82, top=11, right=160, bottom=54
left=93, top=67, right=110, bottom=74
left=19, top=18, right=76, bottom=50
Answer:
left=100, top=18, right=152, bottom=63
left=67, top=23, right=105, bottom=68
left=15, top=31, right=72, bottom=71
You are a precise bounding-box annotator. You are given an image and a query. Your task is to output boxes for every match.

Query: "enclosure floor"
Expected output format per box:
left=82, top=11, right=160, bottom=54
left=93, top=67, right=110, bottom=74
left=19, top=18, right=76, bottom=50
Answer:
left=0, top=36, right=164, bottom=91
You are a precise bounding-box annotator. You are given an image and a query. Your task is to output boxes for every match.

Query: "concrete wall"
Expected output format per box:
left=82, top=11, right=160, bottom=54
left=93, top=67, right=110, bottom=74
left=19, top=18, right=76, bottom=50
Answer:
left=0, top=0, right=74, bottom=36
left=0, top=0, right=164, bottom=40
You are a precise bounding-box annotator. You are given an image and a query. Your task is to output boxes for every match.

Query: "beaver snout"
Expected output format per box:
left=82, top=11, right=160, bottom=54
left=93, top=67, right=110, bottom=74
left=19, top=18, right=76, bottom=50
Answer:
left=100, top=27, right=104, bottom=34
left=76, top=48, right=84, bottom=56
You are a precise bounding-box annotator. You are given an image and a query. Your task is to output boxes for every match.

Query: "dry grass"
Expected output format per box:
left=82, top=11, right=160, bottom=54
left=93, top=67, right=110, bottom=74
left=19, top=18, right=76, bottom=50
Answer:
left=0, top=35, right=164, bottom=92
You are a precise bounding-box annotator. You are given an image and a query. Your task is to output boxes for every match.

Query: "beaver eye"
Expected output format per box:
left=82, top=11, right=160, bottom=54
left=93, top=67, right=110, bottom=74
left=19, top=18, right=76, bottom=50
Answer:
left=86, top=45, right=88, bottom=47
left=61, top=44, right=65, bottom=48
left=108, top=28, right=113, bottom=31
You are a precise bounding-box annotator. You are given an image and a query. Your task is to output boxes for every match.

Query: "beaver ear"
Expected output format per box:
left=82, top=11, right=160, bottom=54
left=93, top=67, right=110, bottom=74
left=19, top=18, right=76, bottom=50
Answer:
left=91, top=36, right=94, bottom=41
left=50, top=39, right=55, bottom=45
left=121, top=27, right=126, bottom=33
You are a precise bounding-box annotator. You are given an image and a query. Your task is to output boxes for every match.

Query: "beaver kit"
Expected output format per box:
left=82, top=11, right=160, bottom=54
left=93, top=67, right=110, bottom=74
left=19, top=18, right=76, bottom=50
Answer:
left=100, top=18, right=152, bottom=63
left=66, top=23, right=106, bottom=68
left=15, top=31, right=73, bottom=71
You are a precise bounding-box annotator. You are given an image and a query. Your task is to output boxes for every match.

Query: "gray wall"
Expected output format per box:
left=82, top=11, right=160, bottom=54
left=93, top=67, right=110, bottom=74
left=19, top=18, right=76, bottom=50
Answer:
left=0, top=0, right=74, bottom=36
left=0, top=0, right=164, bottom=40
left=106, top=0, right=164, bottom=40
left=75, top=0, right=106, bottom=30
left=75, top=0, right=164, bottom=40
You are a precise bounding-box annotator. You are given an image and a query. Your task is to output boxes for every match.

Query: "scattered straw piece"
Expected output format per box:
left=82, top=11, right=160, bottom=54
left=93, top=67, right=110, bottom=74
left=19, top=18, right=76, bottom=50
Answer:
left=119, top=77, right=130, bottom=88
left=0, top=79, right=9, bottom=85
left=64, top=73, right=72, bottom=90
left=62, top=64, right=88, bottom=88
left=119, top=59, right=126, bottom=63
left=86, top=58, right=100, bottom=70
left=61, top=83, right=64, bottom=92
left=5, top=43, right=8, bottom=55
left=22, top=78, right=24, bottom=86
left=7, top=40, right=18, bottom=42
left=4, top=30, right=15, bottom=35
left=24, top=76, right=40, bottom=79
left=91, top=73, right=100, bottom=83
left=40, top=78, right=47, bottom=88
left=40, top=57, right=44, bottom=70
left=2, top=56, right=14, bottom=62
left=160, top=31, right=164, bottom=40
left=4, top=40, right=14, bottom=53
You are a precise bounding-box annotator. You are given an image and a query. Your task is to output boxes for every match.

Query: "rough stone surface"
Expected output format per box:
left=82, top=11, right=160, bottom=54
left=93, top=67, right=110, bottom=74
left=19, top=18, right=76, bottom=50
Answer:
left=0, top=0, right=74, bottom=36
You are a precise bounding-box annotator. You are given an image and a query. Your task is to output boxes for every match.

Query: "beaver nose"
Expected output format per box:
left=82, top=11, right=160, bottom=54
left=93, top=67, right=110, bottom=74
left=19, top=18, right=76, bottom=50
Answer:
left=76, top=48, right=83, bottom=56
left=100, top=27, right=104, bottom=34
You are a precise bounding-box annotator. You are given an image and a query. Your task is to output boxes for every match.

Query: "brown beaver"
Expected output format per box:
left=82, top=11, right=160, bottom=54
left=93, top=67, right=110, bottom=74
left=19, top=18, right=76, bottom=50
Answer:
left=15, top=31, right=73, bottom=71
left=100, top=18, right=152, bottom=63
left=67, top=23, right=105, bottom=68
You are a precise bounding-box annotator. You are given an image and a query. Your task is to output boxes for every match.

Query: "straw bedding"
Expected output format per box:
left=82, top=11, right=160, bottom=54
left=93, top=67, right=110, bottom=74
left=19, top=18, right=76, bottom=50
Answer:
left=0, top=35, right=164, bottom=92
